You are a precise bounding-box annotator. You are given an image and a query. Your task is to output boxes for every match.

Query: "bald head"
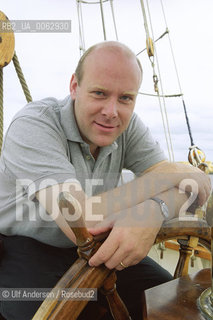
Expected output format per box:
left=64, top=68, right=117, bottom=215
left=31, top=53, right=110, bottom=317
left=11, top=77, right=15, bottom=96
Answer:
left=75, top=41, right=143, bottom=86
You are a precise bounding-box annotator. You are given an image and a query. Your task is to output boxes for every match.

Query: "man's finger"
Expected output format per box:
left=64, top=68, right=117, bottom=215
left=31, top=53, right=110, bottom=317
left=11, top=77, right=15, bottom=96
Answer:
left=88, top=214, right=115, bottom=235
left=89, top=229, right=120, bottom=267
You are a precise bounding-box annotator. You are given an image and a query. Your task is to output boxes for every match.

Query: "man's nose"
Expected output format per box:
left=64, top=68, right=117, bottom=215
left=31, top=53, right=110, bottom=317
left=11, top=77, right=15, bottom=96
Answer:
left=101, top=99, right=118, bottom=118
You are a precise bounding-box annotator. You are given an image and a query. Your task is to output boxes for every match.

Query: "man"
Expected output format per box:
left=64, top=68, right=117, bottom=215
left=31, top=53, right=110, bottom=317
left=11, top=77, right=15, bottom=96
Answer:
left=0, top=41, right=211, bottom=320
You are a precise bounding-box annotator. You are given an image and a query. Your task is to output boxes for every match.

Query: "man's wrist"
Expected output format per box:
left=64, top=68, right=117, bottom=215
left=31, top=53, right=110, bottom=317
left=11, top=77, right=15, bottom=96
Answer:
left=142, top=199, right=165, bottom=227
left=150, top=197, right=170, bottom=221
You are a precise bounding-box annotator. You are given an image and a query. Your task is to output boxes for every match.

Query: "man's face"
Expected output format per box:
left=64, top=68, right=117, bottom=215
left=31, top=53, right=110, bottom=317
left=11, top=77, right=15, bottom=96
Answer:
left=70, top=48, right=141, bottom=156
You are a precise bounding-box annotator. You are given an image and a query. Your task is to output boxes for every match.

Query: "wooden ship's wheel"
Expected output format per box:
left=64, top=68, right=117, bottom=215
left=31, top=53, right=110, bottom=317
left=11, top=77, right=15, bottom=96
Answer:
left=32, top=191, right=212, bottom=320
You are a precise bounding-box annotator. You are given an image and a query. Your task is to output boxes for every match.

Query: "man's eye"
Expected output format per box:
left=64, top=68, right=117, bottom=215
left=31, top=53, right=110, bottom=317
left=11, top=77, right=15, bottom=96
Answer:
left=94, top=91, right=104, bottom=96
left=120, top=96, right=132, bottom=101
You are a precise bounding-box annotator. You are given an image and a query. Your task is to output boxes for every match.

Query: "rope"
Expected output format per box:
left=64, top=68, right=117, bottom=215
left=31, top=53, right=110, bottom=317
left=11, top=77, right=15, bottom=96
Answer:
left=139, top=91, right=183, bottom=98
left=146, top=0, right=175, bottom=162
left=140, top=0, right=151, bottom=40
left=76, top=0, right=86, bottom=55
left=140, top=1, right=171, bottom=160
left=160, top=1, right=183, bottom=93
left=0, top=68, right=3, bottom=155
left=100, top=0, right=107, bottom=40
left=182, top=100, right=194, bottom=146
left=155, top=74, right=173, bottom=162
left=139, top=0, right=174, bottom=162
left=78, top=0, right=108, bottom=3
left=110, top=0, right=118, bottom=41
left=77, top=0, right=118, bottom=44
left=160, top=0, right=195, bottom=147
left=12, top=52, right=32, bottom=103
left=136, top=29, right=169, bottom=56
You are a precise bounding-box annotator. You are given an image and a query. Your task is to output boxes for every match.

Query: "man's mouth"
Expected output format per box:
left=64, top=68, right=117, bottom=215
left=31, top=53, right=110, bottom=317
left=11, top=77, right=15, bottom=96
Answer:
left=94, top=121, right=118, bottom=132
left=95, top=122, right=115, bottom=128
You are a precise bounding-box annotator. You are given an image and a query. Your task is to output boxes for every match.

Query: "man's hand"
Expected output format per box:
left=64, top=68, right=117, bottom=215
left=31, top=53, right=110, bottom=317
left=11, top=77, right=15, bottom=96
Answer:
left=173, top=163, right=211, bottom=206
left=89, top=225, right=159, bottom=270
left=144, top=161, right=211, bottom=206
left=88, top=200, right=163, bottom=270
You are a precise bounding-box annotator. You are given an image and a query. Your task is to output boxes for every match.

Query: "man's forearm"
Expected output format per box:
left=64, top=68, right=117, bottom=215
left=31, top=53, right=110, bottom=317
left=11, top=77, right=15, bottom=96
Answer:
left=85, top=162, right=194, bottom=225
left=95, top=186, right=189, bottom=229
left=36, top=160, right=208, bottom=236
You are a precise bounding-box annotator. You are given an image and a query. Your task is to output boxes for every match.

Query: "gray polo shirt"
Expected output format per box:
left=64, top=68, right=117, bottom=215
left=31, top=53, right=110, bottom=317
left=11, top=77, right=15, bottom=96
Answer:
left=0, top=95, right=166, bottom=247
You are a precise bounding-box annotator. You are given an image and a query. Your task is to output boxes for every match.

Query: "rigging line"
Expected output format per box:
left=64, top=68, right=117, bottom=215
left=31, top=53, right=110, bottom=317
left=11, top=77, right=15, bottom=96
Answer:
left=139, top=0, right=172, bottom=161
left=152, top=62, right=173, bottom=162
left=100, top=0, right=107, bottom=40
left=77, top=2, right=83, bottom=54
left=156, top=28, right=169, bottom=41
left=79, top=0, right=86, bottom=53
left=110, top=0, right=118, bottom=41
left=136, top=29, right=169, bottom=56
left=140, top=0, right=172, bottom=161
left=76, top=0, right=86, bottom=55
left=182, top=100, right=194, bottom=146
left=160, top=0, right=183, bottom=93
left=80, top=0, right=109, bottom=4
left=138, top=91, right=183, bottom=98
left=146, top=0, right=175, bottom=162
left=140, top=0, right=151, bottom=39
left=12, top=52, right=32, bottom=103
left=141, top=2, right=172, bottom=161
left=0, top=68, right=3, bottom=155
left=160, top=0, right=194, bottom=146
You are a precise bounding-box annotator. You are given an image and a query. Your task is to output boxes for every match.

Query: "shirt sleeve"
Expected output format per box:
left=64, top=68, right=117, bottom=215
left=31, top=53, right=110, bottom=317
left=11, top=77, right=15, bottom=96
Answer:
left=124, top=113, right=167, bottom=175
left=2, top=111, right=79, bottom=200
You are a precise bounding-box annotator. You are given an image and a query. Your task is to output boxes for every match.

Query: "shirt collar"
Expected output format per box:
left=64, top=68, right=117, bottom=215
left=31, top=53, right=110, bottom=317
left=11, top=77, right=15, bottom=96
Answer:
left=60, top=95, right=84, bottom=143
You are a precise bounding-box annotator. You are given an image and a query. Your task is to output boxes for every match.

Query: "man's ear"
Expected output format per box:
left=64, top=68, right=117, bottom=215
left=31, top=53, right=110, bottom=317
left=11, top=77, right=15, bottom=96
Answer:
left=70, top=74, right=78, bottom=100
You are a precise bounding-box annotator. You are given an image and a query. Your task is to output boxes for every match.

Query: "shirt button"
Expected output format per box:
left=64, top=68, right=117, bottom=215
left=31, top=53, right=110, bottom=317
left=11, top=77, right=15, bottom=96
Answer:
left=86, top=155, right=91, bottom=160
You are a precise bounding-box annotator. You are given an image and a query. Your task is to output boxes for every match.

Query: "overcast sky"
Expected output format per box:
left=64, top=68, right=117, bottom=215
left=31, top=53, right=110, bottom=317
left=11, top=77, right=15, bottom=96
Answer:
left=1, top=0, right=213, bottom=162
